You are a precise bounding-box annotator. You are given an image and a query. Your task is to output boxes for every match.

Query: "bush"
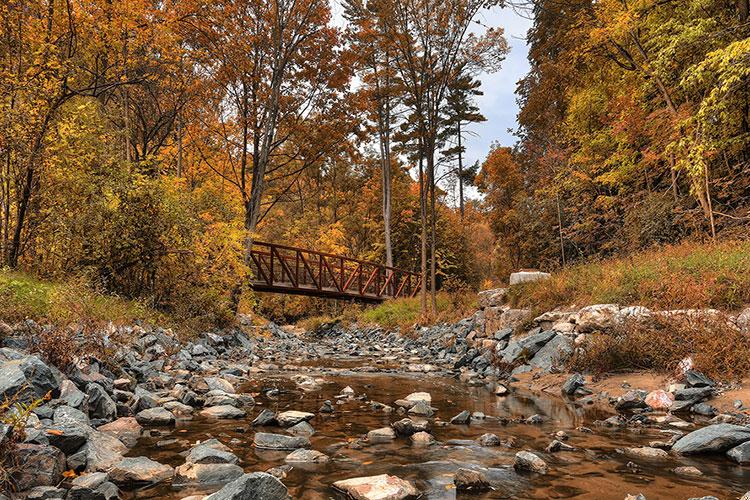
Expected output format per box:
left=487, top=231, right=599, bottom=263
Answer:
left=358, top=291, right=478, bottom=331
left=570, top=313, right=750, bottom=381
left=507, top=239, right=750, bottom=312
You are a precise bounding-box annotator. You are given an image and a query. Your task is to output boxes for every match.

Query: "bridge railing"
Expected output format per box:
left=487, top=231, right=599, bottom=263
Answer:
left=248, top=241, right=422, bottom=300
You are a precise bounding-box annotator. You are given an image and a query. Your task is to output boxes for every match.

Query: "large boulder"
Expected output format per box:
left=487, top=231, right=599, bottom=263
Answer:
left=174, top=462, right=244, bottom=486
left=98, top=417, right=142, bottom=448
left=201, top=405, right=246, bottom=419
left=12, top=443, right=66, bottom=490
left=205, top=472, right=288, bottom=500
left=528, top=333, right=573, bottom=371
left=509, top=271, right=550, bottom=285
left=672, top=424, right=750, bottom=454
left=575, top=304, right=620, bottom=332
left=0, top=355, right=58, bottom=402
left=75, top=429, right=128, bottom=472
left=135, top=407, right=175, bottom=426
left=737, top=307, right=750, bottom=333
left=332, top=474, right=419, bottom=500
left=499, top=330, right=556, bottom=365
left=477, top=288, right=508, bottom=309
left=514, top=451, right=548, bottom=474
left=186, top=440, right=238, bottom=465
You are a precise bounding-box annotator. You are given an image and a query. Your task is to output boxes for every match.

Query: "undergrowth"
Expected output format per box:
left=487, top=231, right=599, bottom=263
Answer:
left=570, top=313, right=750, bottom=381
left=507, top=239, right=750, bottom=312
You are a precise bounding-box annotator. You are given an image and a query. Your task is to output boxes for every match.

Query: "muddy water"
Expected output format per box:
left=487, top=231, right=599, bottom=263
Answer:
left=130, top=366, right=750, bottom=500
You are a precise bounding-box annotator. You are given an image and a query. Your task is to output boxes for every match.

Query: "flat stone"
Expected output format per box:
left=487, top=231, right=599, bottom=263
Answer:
left=454, top=468, right=490, bottom=491
left=514, top=451, right=548, bottom=474
left=368, top=427, right=397, bottom=443
left=284, top=449, right=330, bottom=463
left=174, top=462, right=244, bottom=485
left=276, top=410, right=314, bottom=427
left=407, top=400, right=433, bottom=417
left=333, top=474, right=419, bottom=500
left=186, top=441, right=239, bottom=465
left=204, top=377, right=236, bottom=394
left=109, top=456, right=174, bottom=485
left=410, top=431, right=435, bottom=446
left=727, top=441, right=750, bottom=464
left=77, top=429, right=128, bottom=472
left=404, top=392, right=431, bottom=404
left=135, top=407, right=175, bottom=426
left=672, top=424, right=750, bottom=454
left=252, top=408, right=277, bottom=426
left=253, top=432, right=310, bottom=450
left=98, top=417, right=142, bottom=448
left=509, top=271, right=550, bottom=285
left=205, top=472, right=288, bottom=500
left=673, top=466, right=703, bottom=477
left=624, top=447, right=669, bottom=460
left=201, top=405, right=246, bottom=419
left=286, top=421, right=315, bottom=437
left=450, top=410, right=471, bottom=425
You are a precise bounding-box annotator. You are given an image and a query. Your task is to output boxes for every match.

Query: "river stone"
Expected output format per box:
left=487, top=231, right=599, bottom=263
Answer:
left=476, top=433, right=501, bottom=447
left=204, top=377, right=236, bottom=394
left=404, top=392, right=431, bottom=404
left=86, top=383, right=117, bottom=422
left=615, top=390, right=648, bottom=411
left=135, top=407, right=175, bottom=426
left=109, top=456, right=174, bottom=485
left=685, top=370, right=715, bottom=388
left=368, top=427, right=397, bottom=443
left=174, top=462, right=244, bottom=485
left=454, top=468, right=490, bottom=491
left=673, top=424, right=750, bottom=454
left=727, top=441, right=750, bottom=464
left=24, top=486, right=67, bottom=499
left=186, top=441, right=239, bottom=464
left=252, top=408, right=277, bottom=426
left=625, top=447, right=669, bottom=460
left=254, top=432, right=310, bottom=450
left=284, top=449, right=330, bottom=464
left=509, top=271, right=550, bottom=285
left=450, top=410, right=471, bottom=425
left=410, top=431, right=436, bottom=446
left=287, top=421, right=315, bottom=437
left=514, top=451, right=548, bottom=474
left=163, top=400, right=194, bottom=417
left=98, top=417, right=142, bottom=448
left=205, top=472, right=288, bottom=500
left=575, top=304, right=619, bottom=332
left=0, top=355, right=58, bottom=402
left=78, top=430, right=128, bottom=472
left=673, top=466, right=703, bottom=477
left=407, top=400, right=434, bottom=417
left=561, top=374, right=585, bottom=396
left=201, top=405, right=246, bottom=419
left=12, top=443, right=66, bottom=490
left=391, top=418, right=430, bottom=436
left=333, top=474, right=419, bottom=500
left=645, top=390, right=675, bottom=410
left=276, top=410, right=314, bottom=427
left=529, top=333, right=573, bottom=371
left=45, top=422, right=89, bottom=454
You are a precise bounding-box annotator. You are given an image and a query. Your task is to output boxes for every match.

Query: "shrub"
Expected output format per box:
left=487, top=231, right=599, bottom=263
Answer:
left=570, top=313, right=750, bottom=381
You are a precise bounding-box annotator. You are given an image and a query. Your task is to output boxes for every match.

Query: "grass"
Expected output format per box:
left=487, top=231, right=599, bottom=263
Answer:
left=506, top=239, right=750, bottom=313
left=358, top=291, right=478, bottom=331
left=0, top=269, right=165, bottom=327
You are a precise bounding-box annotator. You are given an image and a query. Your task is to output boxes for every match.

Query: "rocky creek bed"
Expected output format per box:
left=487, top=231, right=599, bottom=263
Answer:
left=3, top=295, right=750, bottom=499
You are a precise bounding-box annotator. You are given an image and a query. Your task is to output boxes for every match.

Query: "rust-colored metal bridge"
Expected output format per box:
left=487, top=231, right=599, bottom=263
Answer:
left=248, top=241, right=422, bottom=302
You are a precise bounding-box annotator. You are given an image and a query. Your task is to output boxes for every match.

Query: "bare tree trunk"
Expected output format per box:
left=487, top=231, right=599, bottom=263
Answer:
left=418, top=148, right=427, bottom=314
left=556, top=191, right=566, bottom=267
left=457, top=120, right=464, bottom=218
left=176, top=111, right=183, bottom=177
left=427, top=138, right=437, bottom=314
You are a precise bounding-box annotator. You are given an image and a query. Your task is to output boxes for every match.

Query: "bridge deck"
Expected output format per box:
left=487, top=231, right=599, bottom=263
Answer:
left=248, top=241, right=421, bottom=302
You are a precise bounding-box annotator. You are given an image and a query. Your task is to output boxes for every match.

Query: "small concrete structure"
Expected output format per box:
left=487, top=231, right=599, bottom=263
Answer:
left=509, top=271, right=551, bottom=286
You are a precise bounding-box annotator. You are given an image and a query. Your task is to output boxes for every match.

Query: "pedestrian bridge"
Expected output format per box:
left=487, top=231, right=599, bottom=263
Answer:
left=248, top=241, right=422, bottom=302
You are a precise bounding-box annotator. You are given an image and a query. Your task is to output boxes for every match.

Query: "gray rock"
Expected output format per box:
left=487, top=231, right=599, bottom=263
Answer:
left=174, top=462, right=244, bottom=485
left=407, top=400, right=434, bottom=417
left=253, top=432, right=310, bottom=450
left=499, top=330, right=556, bottom=364
left=562, top=374, right=585, bottom=396
left=86, top=383, right=117, bottom=422
left=391, top=418, right=430, bottom=436
left=76, top=430, right=128, bottom=472
left=186, top=441, right=239, bottom=465
left=205, top=472, right=288, bottom=500
left=514, top=451, right=548, bottom=474
left=12, top=443, right=66, bottom=490
left=284, top=449, right=330, bottom=463
left=60, top=379, right=88, bottom=410
left=97, top=417, right=142, bottom=448
left=24, top=486, right=66, bottom=499
left=46, top=422, right=89, bottom=454
left=0, top=355, right=58, bottom=402
left=529, top=333, right=573, bottom=371
left=727, top=441, right=750, bottom=464
left=509, top=272, right=550, bottom=285
left=201, top=405, right=245, bottom=419
left=276, top=410, right=314, bottom=427
left=454, top=468, right=490, bottom=491
left=252, top=408, right=277, bottom=426
left=685, top=370, right=715, bottom=388
left=109, top=456, right=174, bottom=485
left=450, top=410, right=471, bottom=425
left=672, top=424, right=750, bottom=454
left=615, top=390, right=648, bottom=411
left=367, top=427, right=397, bottom=443
left=476, top=433, right=501, bottom=447
left=286, top=421, right=315, bottom=437
left=135, top=407, right=175, bottom=426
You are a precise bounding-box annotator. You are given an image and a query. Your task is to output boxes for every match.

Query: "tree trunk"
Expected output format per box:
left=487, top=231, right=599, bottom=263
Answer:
left=418, top=147, right=427, bottom=314
left=457, top=121, right=464, bottom=218
left=427, top=139, right=437, bottom=314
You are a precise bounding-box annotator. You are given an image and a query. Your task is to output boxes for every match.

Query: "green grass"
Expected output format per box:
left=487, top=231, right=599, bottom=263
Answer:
left=507, top=239, right=750, bottom=313
left=359, top=291, right=478, bottom=330
left=0, top=269, right=164, bottom=326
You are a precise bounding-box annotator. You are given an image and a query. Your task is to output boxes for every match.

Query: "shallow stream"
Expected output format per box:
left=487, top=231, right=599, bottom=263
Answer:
left=129, top=360, right=750, bottom=499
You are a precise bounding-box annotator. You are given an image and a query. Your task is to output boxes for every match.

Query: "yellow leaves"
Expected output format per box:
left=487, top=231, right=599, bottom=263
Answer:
left=62, top=470, right=78, bottom=479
